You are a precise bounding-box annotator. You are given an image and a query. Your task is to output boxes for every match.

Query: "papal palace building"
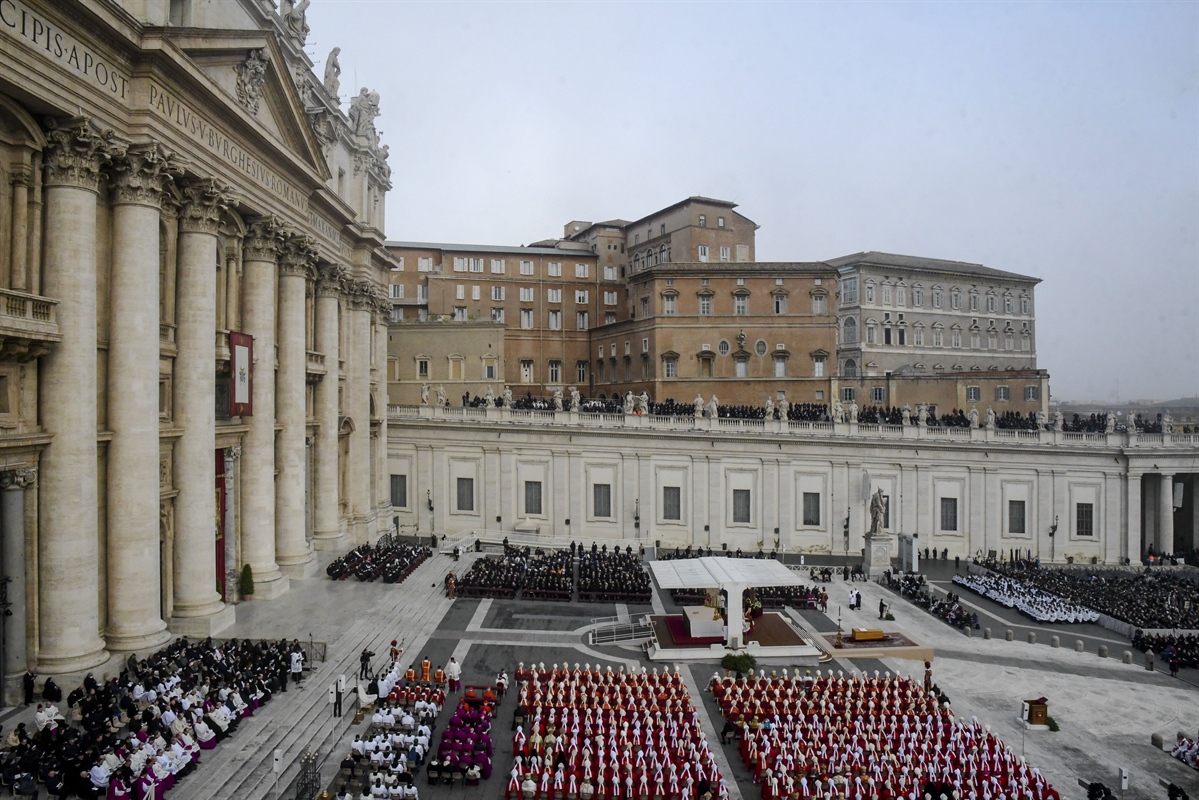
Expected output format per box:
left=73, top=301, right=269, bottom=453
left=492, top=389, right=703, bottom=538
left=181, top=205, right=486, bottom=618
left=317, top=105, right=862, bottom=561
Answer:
left=0, top=0, right=397, bottom=699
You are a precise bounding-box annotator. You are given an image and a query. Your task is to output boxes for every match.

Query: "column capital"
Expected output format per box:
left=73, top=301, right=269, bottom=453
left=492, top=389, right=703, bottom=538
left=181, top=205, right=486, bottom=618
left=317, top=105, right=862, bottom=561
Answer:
left=108, top=142, right=181, bottom=208
left=42, top=117, right=115, bottom=191
left=226, top=444, right=243, bottom=461
left=280, top=234, right=318, bottom=279
left=0, top=467, right=37, bottom=490
left=9, top=164, right=33, bottom=188
left=179, top=178, right=234, bottom=235
left=315, top=263, right=346, bottom=298
left=243, top=215, right=287, bottom=261
left=346, top=279, right=376, bottom=310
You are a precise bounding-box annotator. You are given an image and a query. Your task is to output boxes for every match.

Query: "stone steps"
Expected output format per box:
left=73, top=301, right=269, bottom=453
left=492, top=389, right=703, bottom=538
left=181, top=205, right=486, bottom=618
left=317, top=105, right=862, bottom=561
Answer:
left=169, top=552, right=456, bottom=800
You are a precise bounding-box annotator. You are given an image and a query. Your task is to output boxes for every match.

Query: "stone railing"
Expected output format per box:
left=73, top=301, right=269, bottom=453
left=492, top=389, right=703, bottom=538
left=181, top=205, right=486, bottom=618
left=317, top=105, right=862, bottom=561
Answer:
left=306, top=349, right=326, bottom=377
left=387, top=404, right=1199, bottom=449
left=0, top=288, right=58, bottom=336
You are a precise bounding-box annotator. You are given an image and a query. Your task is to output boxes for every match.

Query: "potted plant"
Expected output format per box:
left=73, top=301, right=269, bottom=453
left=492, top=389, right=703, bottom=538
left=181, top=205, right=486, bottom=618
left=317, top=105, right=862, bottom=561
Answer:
left=239, top=563, right=254, bottom=601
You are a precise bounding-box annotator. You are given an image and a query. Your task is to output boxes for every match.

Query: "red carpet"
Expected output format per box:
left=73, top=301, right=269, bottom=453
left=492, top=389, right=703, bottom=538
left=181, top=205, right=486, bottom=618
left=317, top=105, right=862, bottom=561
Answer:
left=659, top=614, right=724, bottom=646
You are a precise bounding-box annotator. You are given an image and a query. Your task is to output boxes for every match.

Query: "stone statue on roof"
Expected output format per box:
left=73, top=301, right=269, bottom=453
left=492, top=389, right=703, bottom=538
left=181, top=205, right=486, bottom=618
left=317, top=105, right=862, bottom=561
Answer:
left=323, top=47, right=341, bottom=99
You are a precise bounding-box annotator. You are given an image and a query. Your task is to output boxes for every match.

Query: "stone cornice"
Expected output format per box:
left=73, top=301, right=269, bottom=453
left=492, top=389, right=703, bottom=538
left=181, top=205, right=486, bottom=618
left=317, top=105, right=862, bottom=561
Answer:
left=108, top=142, right=180, bottom=208
left=179, top=178, right=234, bottom=235
left=42, top=117, right=115, bottom=191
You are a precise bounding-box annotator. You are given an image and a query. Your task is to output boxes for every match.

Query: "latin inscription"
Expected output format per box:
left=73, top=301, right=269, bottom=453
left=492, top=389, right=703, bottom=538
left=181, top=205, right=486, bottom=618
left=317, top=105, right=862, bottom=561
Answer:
left=0, top=0, right=128, bottom=99
left=148, top=82, right=309, bottom=214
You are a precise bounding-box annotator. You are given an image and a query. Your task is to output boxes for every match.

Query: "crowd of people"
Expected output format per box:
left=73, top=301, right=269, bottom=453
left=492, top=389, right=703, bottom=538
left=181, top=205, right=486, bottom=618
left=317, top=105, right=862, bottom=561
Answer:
left=430, top=688, right=497, bottom=785
left=506, top=663, right=726, bottom=800
left=982, top=562, right=1199, bottom=629
left=1170, top=737, right=1199, bottom=771
left=713, top=672, right=1059, bottom=800
left=1, top=637, right=306, bottom=800
left=454, top=546, right=575, bottom=600
left=326, top=542, right=432, bottom=583
left=578, top=550, right=652, bottom=603
left=892, top=573, right=977, bottom=631
left=1132, top=631, right=1199, bottom=672
left=952, top=572, right=1100, bottom=624
left=332, top=649, right=450, bottom=799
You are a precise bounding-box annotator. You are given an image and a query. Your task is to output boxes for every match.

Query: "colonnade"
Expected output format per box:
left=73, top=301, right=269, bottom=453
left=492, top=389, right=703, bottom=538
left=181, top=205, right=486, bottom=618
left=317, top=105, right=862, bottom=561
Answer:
left=12, top=117, right=390, bottom=674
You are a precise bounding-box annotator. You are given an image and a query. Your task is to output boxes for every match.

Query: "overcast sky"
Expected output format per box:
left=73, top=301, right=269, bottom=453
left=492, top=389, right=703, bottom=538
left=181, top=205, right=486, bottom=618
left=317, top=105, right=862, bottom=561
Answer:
left=307, top=1, right=1198, bottom=403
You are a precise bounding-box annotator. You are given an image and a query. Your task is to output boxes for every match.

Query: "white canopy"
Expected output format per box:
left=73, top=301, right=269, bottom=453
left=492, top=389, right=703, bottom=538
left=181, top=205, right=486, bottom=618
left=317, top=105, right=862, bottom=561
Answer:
left=648, top=556, right=805, bottom=590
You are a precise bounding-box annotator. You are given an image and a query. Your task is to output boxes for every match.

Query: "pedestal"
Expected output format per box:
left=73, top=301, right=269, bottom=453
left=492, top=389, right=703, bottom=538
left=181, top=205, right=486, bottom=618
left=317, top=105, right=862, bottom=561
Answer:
left=863, top=533, right=893, bottom=579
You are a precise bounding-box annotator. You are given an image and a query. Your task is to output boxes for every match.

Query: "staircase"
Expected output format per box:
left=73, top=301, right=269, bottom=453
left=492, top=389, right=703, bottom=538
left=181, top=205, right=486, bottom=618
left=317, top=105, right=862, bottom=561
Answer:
left=169, top=552, right=457, bottom=800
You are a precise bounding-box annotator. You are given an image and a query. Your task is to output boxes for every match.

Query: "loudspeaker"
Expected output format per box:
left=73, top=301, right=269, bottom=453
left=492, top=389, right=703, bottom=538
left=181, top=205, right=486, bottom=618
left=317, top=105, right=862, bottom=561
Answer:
left=273, top=749, right=283, bottom=774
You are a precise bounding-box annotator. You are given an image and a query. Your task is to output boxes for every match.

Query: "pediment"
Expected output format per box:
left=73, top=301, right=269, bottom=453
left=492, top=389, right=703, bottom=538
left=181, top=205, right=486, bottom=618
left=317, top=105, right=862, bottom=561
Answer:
left=162, top=30, right=331, bottom=181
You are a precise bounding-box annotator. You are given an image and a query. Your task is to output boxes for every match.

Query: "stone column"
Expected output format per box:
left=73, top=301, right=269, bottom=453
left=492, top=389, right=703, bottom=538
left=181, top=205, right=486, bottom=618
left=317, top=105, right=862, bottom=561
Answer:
left=1159, top=473, right=1175, bottom=555
left=275, top=237, right=317, bottom=576
left=346, top=282, right=373, bottom=541
left=312, top=265, right=344, bottom=550
left=170, top=180, right=235, bottom=635
left=1, top=468, right=35, bottom=702
left=37, top=119, right=109, bottom=672
left=373, top=303, right=391, bottom=532
left=240, top=217, right=288, bottom=599
left=1126, top=473, right=1141, bottom=562
left=103, top=143, right=174, bottom=652
left=8, top=165, right=31, bottom=291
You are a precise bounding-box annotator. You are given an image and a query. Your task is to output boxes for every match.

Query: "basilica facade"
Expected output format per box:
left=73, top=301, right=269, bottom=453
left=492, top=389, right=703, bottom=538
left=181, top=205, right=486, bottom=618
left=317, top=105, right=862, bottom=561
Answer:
left=0, top=0, right=395, bottom=699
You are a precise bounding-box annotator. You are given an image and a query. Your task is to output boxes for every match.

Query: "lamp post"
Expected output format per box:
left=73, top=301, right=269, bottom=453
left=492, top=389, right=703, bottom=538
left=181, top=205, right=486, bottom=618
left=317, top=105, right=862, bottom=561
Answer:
left=1048, top=516, right=1058, bottom=564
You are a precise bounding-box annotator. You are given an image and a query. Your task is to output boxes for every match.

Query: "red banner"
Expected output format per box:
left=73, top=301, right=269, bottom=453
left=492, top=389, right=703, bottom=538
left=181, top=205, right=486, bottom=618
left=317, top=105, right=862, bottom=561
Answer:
left=229, top=331, right=253, bottom=417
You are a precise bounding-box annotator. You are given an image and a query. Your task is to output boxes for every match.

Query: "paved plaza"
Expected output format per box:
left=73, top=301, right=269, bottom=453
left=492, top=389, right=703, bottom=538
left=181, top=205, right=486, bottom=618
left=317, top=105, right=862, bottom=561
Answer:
left=7, top=550, right=1195, bottom=800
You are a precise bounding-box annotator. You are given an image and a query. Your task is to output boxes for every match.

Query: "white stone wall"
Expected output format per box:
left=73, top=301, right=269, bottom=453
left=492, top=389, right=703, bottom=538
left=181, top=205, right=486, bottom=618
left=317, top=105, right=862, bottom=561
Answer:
left=388, top=415, right=1199, bottom=564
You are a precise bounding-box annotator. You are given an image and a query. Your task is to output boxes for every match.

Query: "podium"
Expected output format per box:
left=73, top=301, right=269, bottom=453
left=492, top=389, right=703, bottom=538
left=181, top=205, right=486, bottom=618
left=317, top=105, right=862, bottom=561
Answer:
left=1023, top=697, right=1048, bottom=726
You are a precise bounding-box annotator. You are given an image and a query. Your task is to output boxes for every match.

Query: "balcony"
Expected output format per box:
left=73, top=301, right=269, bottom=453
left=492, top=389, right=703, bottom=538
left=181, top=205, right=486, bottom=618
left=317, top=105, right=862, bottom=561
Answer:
left=0, top=288, right=60, bottom=361
left=307, top=350, right=327, bottom=379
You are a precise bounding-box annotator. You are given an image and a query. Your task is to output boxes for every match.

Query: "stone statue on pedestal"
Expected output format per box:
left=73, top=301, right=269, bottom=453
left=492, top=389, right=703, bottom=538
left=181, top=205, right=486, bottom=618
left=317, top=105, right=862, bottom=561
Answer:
left=419, top=383, right=429, bottom=406
left=693, top=394, right=704, bottom=417
left=552, top=388, right=564, bottom=411
left=483, top=385, right=495, bottom=408
left=435, top=384, right=446, bottom=408
left=901, top=405, right=911, bottom=426
left=832, top=399, right=844, bottom=423
left=502, top=386, right=513, bottom=408
left=985, top=407, right=997, bottom=430
left=707, top=395, right=720, bottom=419
left=569, top=386, right=580, bottom=412
left=968, top=406, right=979, bottom=428
left=764, top=397, right=774, bottom=418
left=869, top=488, right=888, bottom=535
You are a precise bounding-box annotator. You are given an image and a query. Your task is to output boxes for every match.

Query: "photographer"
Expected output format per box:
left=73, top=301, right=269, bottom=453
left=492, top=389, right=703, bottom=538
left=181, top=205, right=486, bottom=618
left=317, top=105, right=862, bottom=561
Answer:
left=359, top=648, right=376, bottom=680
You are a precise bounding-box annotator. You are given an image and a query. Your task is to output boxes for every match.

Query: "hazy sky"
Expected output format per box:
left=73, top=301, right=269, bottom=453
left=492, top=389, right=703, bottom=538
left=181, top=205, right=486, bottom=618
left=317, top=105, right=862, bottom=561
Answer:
left=307, top=1, right=1199, bottom=402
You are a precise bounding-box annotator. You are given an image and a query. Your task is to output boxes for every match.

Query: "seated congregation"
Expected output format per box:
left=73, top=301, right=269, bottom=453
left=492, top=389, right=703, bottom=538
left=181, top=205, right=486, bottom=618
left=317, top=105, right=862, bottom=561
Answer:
left=952, top=572, right=1099, bottom=624
left=713, top=671, right=1060, bottom=800
left=981, top=563, right=1199, bottom=629
left=1, top=637, right=304, bottom=799
left=578, top=550, right=652, bottom=603
left=455, top=546, right=572, bottom=600
left=326, top=541, right=432, bottom=583
left=507, top=662, right=726, bottom=800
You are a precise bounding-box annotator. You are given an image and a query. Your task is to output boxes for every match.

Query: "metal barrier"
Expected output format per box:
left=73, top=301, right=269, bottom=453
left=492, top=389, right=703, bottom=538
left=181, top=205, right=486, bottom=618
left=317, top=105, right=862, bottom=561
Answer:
left=590, top=621, right=655, bottom=645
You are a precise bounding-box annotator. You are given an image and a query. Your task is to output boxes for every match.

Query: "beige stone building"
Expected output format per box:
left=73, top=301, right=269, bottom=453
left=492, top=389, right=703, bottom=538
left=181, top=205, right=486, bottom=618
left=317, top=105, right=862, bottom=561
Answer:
left=386, top=320, right=506, bottom=406
left=591, top=262, right=838, bottom=406
left=384, top=241, right=602, bottom=398
left=0, top=0, right=396, bottom=698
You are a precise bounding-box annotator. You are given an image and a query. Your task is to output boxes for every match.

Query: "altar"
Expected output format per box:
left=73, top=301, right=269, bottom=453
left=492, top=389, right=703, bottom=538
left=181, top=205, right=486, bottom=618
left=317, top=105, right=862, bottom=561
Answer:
left=684, top=606, right=724, bottom=638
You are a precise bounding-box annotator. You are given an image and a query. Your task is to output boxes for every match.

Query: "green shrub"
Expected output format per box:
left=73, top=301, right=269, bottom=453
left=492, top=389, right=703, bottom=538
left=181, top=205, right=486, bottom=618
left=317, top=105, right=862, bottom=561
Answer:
left=721, top=653, right=757, bottom=676
left=1046, top=716, right=1059, bottom=732
left=239, top=563, right=254, bottom=598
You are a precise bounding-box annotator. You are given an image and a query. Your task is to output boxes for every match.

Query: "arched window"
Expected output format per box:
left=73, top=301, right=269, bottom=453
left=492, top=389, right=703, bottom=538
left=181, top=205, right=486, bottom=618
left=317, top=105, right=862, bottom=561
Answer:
left=843, top=359, right=858, bottom=378
left=659, top=244, right=667, bottom=264
left=843, top=317, right=858, bottom=343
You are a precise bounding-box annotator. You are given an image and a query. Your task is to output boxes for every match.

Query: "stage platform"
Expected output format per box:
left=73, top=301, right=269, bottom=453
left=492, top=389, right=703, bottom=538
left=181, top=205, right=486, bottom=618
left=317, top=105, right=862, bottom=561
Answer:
left=646, top=611, right=822, bottom=662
